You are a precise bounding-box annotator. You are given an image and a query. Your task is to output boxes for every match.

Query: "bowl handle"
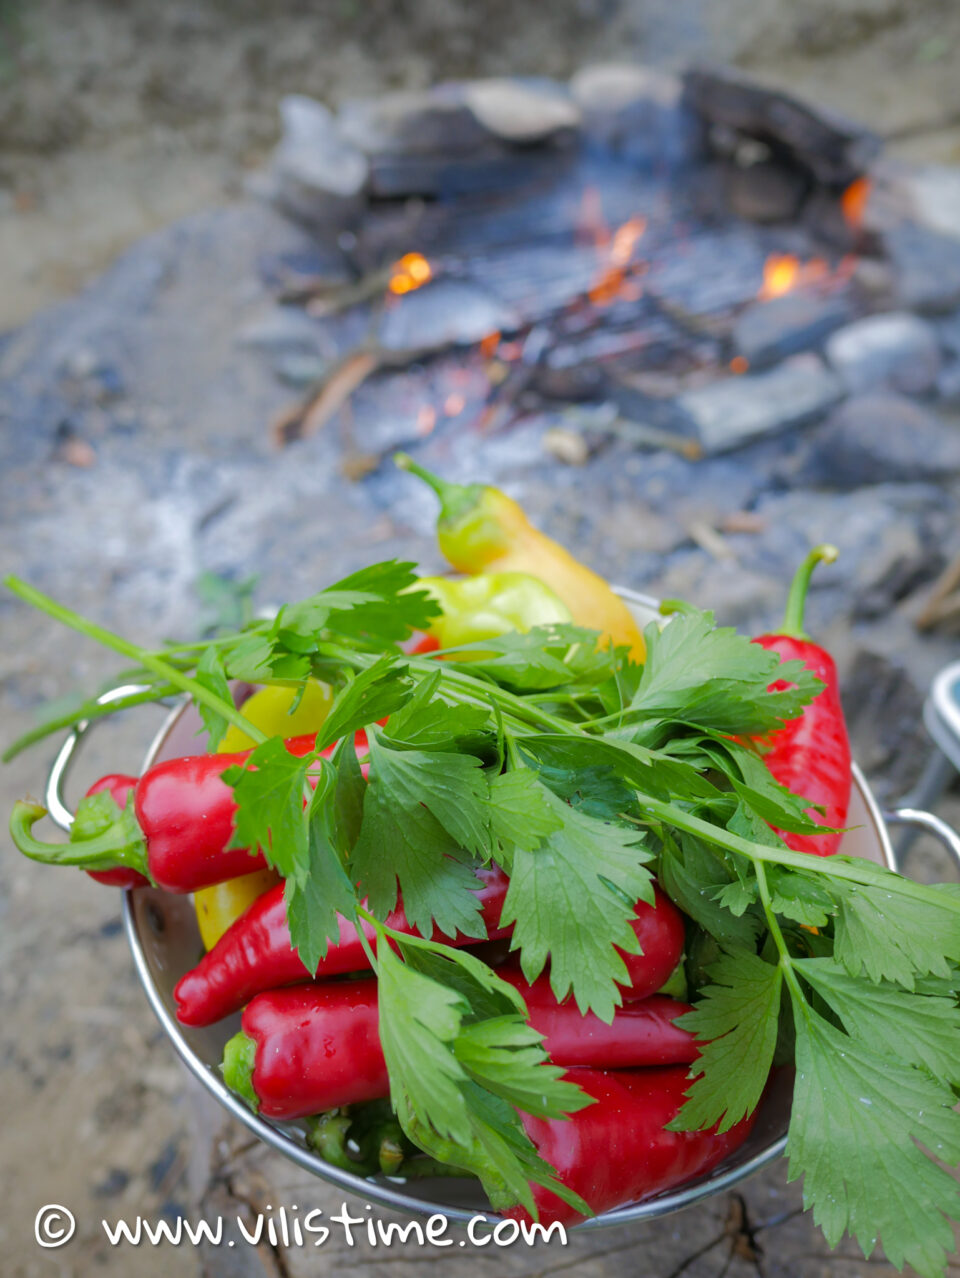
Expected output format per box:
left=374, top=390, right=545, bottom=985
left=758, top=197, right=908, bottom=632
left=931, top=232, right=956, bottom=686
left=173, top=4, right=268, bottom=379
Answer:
left=883, top=806, right=960, bottom=874
left=45, top=683, right=160, bottom=831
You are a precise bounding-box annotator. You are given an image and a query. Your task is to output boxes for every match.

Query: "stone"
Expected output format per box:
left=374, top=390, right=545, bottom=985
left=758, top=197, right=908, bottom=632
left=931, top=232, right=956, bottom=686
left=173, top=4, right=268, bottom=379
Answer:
left=683, top=65, right=881, bottom=185
left=270, top=95, right=368, bottom=224
left=676, top=354, right=843, bottom=455
left=884, top=221, right=960, bottom=315
left=338, top=86, right=492, bottom=157
left=825, top=312, right=941, bottom=395
left=733, top=293, right=849, bottom=368
left=376, top=277, right=519, bottom=353
left=725, top=160, right=808, bottom=223
left=794, top=393, right=960, bottom=487
left=570, top=63, right=701, bottom=169
left=865, top=162, right=960, bottom=243
left=462, top=77, right=581, bottom=143
left=842, top=649, right=930, bottom=798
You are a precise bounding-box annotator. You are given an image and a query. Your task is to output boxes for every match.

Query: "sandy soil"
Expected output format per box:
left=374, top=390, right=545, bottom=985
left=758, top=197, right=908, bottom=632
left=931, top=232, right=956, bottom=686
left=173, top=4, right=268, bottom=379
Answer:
left=1, top=0, right=959, bottom=330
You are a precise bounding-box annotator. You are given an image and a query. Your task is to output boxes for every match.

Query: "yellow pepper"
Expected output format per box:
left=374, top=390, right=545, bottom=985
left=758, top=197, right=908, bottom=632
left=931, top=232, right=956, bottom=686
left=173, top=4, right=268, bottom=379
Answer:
left=193, top=679, right=334, bottom=949
left=396, top=454, right=646, bottom=661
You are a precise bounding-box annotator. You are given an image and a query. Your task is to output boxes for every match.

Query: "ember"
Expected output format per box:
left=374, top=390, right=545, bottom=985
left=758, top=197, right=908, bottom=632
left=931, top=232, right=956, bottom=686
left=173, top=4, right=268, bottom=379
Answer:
left=388, top=252, right=432, bottom=295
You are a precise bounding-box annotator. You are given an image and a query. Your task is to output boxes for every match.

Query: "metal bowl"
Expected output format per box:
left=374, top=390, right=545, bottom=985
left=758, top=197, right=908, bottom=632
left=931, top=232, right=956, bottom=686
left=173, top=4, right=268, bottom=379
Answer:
left=45, top=588, right=925, bottom=1227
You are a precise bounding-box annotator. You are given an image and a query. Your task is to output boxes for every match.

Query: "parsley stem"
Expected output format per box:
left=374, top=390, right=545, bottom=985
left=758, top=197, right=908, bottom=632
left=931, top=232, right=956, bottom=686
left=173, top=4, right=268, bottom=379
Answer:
left=3, top=576, right=269, bottom=747
left=754, top=862, right=807, bottom=1008
left=630, top=791, right=960, bottom=916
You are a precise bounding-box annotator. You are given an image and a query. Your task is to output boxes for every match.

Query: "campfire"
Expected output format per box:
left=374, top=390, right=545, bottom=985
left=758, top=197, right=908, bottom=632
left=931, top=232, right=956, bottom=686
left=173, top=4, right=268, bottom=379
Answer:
left=243, top=66, right=960, bottom=506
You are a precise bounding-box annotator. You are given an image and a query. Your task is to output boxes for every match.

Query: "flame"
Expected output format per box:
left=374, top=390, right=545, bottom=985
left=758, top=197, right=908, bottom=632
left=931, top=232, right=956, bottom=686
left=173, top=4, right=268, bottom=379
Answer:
left=588, top=215, right=647, bottom=306
left=760, top=254, right=800, bottom=299
left=841, top=177, right=871, bottom=231
left=729, top=356, right=749, bottom=375
left=389, top=252, right=432, bottom=295
left=759, top=253, right=840, bottom=300
left=479, top=331, right=501, bottom=359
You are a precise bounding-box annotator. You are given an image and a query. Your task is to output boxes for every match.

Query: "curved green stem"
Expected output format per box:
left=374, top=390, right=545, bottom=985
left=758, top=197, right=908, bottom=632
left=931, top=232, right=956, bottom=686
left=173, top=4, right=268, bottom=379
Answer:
left=9, top=799, right=149, bottom=876
left=780, top=544, right=838, bottom=639
left=754, top=861, right=807, bottom=1007
left=393, top=453, right=483, bottom=524
left=2, top=684, right=180, bottom=763
left=4, top=576, right=268, bottom=747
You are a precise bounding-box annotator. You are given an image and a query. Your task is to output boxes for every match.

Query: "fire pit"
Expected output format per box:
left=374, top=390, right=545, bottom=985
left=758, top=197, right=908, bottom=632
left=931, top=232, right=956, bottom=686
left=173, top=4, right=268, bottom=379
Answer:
left=245, top=64, right=960, bottom=484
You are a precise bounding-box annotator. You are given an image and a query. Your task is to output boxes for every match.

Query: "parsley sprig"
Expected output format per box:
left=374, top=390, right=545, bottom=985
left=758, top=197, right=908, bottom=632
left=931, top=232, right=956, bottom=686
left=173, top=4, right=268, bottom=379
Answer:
left=5, top=564, right=960, bottom=1269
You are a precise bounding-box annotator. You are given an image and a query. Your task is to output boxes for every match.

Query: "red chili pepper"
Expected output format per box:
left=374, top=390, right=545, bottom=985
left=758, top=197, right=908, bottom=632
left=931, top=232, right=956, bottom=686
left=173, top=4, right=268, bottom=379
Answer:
left=753, top=544, right=851, bottom=856
left=174, top=864, right=511, bottom=1026
left=615, top=887, right=686, bottom=1001
left=222, top=979, right=699, bottom=1121
left=9, top=731, right=369, bottom=892
left=498, top=967, right=698, bottom=1067
left=83, top=774, right=150, bottom=888
left=506, top=1066, right=757, bottom=1227
left=409, top=633, right=440, bottom=654
left=224, top=980, right=389, bottom=1119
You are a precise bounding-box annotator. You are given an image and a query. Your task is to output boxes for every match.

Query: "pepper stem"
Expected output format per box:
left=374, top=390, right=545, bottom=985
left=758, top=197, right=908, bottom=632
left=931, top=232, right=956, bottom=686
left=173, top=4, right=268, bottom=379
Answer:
left=393, top=453, right=484, bottom=526
left=780, top=544, right=838, bottom=639
left=9, top=800, right=149, bottom=876
left=222, top=1031, right=259, bottom=1112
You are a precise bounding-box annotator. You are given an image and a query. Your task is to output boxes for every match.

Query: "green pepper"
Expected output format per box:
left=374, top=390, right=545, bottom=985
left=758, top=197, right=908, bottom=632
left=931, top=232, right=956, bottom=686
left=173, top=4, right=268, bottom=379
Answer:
left=417, top=571, right=571, bottom=650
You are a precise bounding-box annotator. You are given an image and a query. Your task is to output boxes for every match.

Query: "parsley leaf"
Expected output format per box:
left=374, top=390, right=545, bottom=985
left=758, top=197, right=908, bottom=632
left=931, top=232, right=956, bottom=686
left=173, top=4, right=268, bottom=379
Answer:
left=384, top=670, right=492, bottom=752
left=630, top=608, right=822, bottom=734
left=796, top=957, right=960, bottom=1086
left=284, top=766, right=359, bottom=973
left=833, top=877, right=960, bottom=988
left=349, top=735, right=491, bottom=937
left=223, top=737, right=313, bottom=886
left=658, top=833, right=762, bottom=950
left=786, top=1000, right=960, bottom=1278
left=445, top=624, right=623, bottom=692
left=375, top=936, right=590, bottom=1217
left=670, top=951, right=782, bottom=1134
left=276, top=560, right=439, bottom=649
left=194, top=647, right=233, bottom=750
left=315, top=656, right=413, bottom=749
left=500, top=784, right=654, bottom=1020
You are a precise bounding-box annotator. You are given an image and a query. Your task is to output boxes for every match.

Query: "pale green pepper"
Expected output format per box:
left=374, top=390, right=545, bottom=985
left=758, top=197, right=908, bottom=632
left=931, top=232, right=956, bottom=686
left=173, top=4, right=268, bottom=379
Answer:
left=417, top=571, right=572, bottom=650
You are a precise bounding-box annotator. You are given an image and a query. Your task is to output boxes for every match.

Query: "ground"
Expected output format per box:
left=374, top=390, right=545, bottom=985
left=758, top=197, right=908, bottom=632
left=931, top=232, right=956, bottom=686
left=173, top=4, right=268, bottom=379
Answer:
left=2, top=0, right=960, bottom=329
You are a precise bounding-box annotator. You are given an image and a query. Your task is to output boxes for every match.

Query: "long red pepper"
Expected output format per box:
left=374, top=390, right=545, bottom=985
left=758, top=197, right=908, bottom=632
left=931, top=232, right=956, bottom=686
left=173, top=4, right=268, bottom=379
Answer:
left=175, top=865, right=512, bottom=1026
left=753, top=544, right=851, bottom=856
left=506, top=1067, right=757, bottom=1227
left=174, top=878, right=684, bottom=1027
left=222, top=979, right=698, bottom=1121
left=83, top=775, right=149, bottom=888
left=9, top=731, right=369, bottom=892
left=497, top=967, right=697, bottom=1067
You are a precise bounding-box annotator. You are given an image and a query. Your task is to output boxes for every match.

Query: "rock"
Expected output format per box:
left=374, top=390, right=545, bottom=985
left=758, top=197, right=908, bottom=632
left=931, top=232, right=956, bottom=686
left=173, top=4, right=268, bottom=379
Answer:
left=794, top=393, right=960, bottom=487
left=683, top=65, right=881, bottom=185
left=883, top=221, right=960, bottom=315
left=462, top=77, right=581, bottom=143
left=733, top=293, right=849, bottom=368
left=825, top=312, right=941, bottom=395
left=377, top=277, right=519, bottom=353
left=338, top=86, right=492, bottom=156
left=270, top=95, right=368, bottom=224
left=725, top=161, right=808, bottom=223
left=865, top=162, right=960, bottom=243
left=570, top=63, right=702, bottom=168
left=842, top=649, right=930, bottom=798
left=237, top=305, right=324, bottom=355
left=676, top=355, right=843, bottom=455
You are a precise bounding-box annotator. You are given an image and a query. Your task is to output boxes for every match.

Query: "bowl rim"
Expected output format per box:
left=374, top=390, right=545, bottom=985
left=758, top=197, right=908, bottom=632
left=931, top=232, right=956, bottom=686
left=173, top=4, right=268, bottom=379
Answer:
left=121, top=585, right=896, bottom=1228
